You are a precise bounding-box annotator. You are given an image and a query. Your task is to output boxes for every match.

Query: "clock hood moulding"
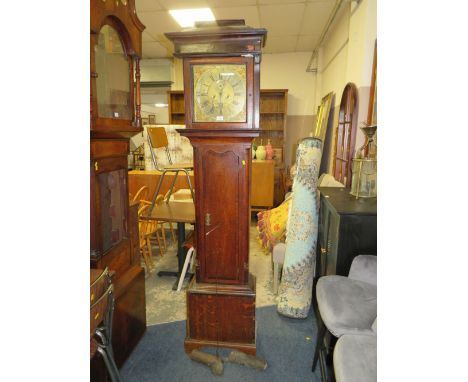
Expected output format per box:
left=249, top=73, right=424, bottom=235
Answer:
left=165, top=21, right=267, bottom=59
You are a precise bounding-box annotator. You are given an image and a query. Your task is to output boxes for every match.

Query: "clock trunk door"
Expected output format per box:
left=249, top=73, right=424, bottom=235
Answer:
left=195, top=143, right=250, bottom=285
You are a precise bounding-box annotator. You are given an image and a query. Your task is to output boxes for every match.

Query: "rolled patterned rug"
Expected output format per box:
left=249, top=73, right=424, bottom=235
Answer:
left=277, top=137, right=322, bottom=318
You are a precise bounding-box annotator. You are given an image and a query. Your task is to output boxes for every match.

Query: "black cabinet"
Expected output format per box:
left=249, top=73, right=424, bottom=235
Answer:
left=317, top=187, right=377, bottom=278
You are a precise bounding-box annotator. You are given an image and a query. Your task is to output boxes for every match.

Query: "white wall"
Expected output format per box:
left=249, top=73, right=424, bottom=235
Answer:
left=261, top=52, right=316, bottom=115
left=316, top=0, right=377, bottom=172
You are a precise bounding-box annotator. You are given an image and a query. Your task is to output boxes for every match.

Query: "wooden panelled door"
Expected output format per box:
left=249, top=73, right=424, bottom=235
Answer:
left=333, top=83, right=358, bottom=187
left=193, top=140, right=251, bottom=286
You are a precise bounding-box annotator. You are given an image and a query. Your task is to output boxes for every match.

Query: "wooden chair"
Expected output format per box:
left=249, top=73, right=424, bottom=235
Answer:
left=140, top=195, right=176, bottom=247
left=137, top=203, right=163, bottom=271
left=90, top=268, right=121, bottom=382
left=131, top=185, right=149, bottom=203
left=146, top=127, right=194, bottom=207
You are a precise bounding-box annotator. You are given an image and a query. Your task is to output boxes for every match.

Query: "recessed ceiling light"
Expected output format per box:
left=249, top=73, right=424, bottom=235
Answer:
left=154, top=103, right=168, bottom=108
left=169, top=8, right=215, bottom=28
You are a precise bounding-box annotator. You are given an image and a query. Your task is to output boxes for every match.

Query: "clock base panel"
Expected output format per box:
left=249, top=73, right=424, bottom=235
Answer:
left=185, top=274, right=257, bottom=355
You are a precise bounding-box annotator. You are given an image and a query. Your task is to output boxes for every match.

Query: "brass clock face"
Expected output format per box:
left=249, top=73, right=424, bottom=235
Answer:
left=193, top=64, right=247, bottom=123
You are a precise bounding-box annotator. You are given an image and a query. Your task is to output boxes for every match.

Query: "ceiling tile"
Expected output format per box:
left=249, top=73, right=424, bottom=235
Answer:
left=296, top=35, right=317, bottom=52
left=263, top=36, right=298, bottom=54
left=142, top=41, right=171, bottom=58
left=157, top=0, right=210, bottom=10
left=259, top=3, right=306, bottom=36
left=135, top=0, right=163, bottom=12
left=300, top=1, right=335, bottom=36
left=138, top=11, right=182, bottom=41
left=212, top=6, right=260, bottom=28
left=208, top=0, right=256, bottom=6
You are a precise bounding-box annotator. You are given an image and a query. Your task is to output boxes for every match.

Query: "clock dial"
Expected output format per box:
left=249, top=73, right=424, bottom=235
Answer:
left=193, top=64, right=247, bottom=123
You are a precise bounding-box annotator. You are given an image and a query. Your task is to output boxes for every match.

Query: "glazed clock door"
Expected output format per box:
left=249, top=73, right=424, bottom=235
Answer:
left=195, top=142, right=250, bottom=285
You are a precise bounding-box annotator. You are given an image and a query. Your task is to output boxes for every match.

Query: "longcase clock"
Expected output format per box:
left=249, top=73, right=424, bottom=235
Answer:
left=90, top=0, right=146, bottom=377
left=166, top=20, right=267, bottom=355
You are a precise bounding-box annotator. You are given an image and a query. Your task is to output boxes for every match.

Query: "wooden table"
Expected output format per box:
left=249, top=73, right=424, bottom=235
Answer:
left=144, top=202, right=195, bottom=290
left=128, top=170, right=195, bottom=200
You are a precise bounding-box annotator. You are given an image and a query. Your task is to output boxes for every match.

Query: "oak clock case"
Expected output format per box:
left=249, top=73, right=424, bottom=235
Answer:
left=90, top=0, right=146, bottom=378
left=166, top=24, right=266, bottom=356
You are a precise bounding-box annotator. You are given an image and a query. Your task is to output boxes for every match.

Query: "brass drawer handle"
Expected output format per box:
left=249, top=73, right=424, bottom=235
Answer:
left=205, top=213, right=211, bottom=226
left=321, top=248, right=326, bottom=254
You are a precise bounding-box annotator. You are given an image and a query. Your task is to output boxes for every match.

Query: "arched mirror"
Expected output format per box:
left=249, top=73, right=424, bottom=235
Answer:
left=332, top=83, right=358, bottom=187
left=95, top=24, right=132, bottom=120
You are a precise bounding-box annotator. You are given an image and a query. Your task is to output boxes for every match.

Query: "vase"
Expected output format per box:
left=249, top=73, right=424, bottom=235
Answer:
left=256, top=145, right=266, bottom=160
left=266, top=139, right=273, bottom=160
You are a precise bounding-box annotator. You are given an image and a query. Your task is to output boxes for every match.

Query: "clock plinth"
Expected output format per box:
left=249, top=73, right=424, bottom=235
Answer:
left=166, top=22, right=266, bottom=356
left=184, top=274, right=257, bottom=355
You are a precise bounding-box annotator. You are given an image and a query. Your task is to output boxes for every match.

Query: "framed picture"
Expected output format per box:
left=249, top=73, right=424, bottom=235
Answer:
left=148, top=114, right=156, bottom=125
left=367, top=40, right=377, bottom=126
left=313, top=92, right=334, bottom=142
left=141, top=118, right=149, bottom=125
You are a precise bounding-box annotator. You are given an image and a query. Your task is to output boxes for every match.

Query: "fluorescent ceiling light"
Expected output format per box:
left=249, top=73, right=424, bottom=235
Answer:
left=169, top=8, right=215, bottom=28
left=154, top=103, right=168, bottom=108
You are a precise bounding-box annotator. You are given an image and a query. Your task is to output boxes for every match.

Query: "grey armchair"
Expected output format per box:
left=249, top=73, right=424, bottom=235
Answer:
left=312, top=255, right=377, bottom=381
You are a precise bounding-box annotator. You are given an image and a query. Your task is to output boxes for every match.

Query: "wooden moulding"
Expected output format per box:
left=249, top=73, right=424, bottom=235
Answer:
left=185, top=274, right=257, bottom=355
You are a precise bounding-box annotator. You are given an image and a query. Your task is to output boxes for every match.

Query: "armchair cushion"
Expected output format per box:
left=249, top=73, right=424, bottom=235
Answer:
left=317, top=276, right=377, bottom=337
left=334, top=334, right=377, bottom=382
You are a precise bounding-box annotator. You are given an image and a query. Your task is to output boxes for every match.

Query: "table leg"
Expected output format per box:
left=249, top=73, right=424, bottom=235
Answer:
left=157, top=222, right=192, bottom=290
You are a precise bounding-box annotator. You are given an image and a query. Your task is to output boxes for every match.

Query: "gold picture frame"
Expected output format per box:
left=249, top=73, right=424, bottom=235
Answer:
left=148, top=114, right=156, bottom=125
left=313, top=92, right=334, bottom=142
left=367, top=40, right=377, bottom=126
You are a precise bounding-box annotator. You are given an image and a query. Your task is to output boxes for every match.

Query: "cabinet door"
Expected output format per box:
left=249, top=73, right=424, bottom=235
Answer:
left=325, top=210, right=340, bottom=276
left=195, top=143, right=250, bottom=284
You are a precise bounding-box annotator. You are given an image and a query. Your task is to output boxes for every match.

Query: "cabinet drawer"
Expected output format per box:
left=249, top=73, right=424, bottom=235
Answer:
left=91, top=140, right=129, bottom=159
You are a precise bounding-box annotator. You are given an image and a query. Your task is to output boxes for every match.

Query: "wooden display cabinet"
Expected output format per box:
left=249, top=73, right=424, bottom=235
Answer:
left=90, top=0, right=146, bottom=378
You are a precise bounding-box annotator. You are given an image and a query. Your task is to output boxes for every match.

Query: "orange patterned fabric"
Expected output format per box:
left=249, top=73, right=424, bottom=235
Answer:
left=257, top=199, right=291, bottom=254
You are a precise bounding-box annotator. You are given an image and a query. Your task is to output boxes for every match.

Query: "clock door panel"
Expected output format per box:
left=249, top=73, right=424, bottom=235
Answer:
left=196, top=144, right=249, bottom=284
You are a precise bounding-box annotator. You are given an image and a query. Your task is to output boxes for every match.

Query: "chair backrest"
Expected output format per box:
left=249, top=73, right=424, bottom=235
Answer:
left=348, top=255, right=377, bottom=286
left=90, top=283, right=114, bottom=337
left=132, top=186, right=149, bottom=203
left=137, top=203, right=157, bottom=243
left=90, top=267, right=111, bottom=308
left=147, top=127, right=169, bottom=149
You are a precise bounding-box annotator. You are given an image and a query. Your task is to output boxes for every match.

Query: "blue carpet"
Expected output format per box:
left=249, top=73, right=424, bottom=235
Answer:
left=121, top=305, right=322, bottom=381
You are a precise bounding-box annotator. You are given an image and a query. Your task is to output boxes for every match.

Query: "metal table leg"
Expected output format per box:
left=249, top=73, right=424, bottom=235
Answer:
left=157, top=222, right=192, bottom=290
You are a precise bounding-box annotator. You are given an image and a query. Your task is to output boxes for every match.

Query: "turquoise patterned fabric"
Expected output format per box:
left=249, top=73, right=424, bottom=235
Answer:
left=277, top=137, right=322, bottom=318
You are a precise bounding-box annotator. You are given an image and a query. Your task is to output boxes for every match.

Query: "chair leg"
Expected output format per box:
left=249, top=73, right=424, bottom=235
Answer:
left=155, top=230, right=164, bottom=257
left=169, top=222, right=176, bottom=244
left=182, top=169, right=195, bottom=201
left=147, top=236, right=156, bottom=267
left=166, top=170, right=180, bottom=202
left=312, top=312, right=327, bottom=372
left=160, top=224, right=167, bottom=250
left=273, top=262, right=282, bottom=294
left=97, top=344, right=121, bottom=382
left=140, top=237, right=152, bottom=272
